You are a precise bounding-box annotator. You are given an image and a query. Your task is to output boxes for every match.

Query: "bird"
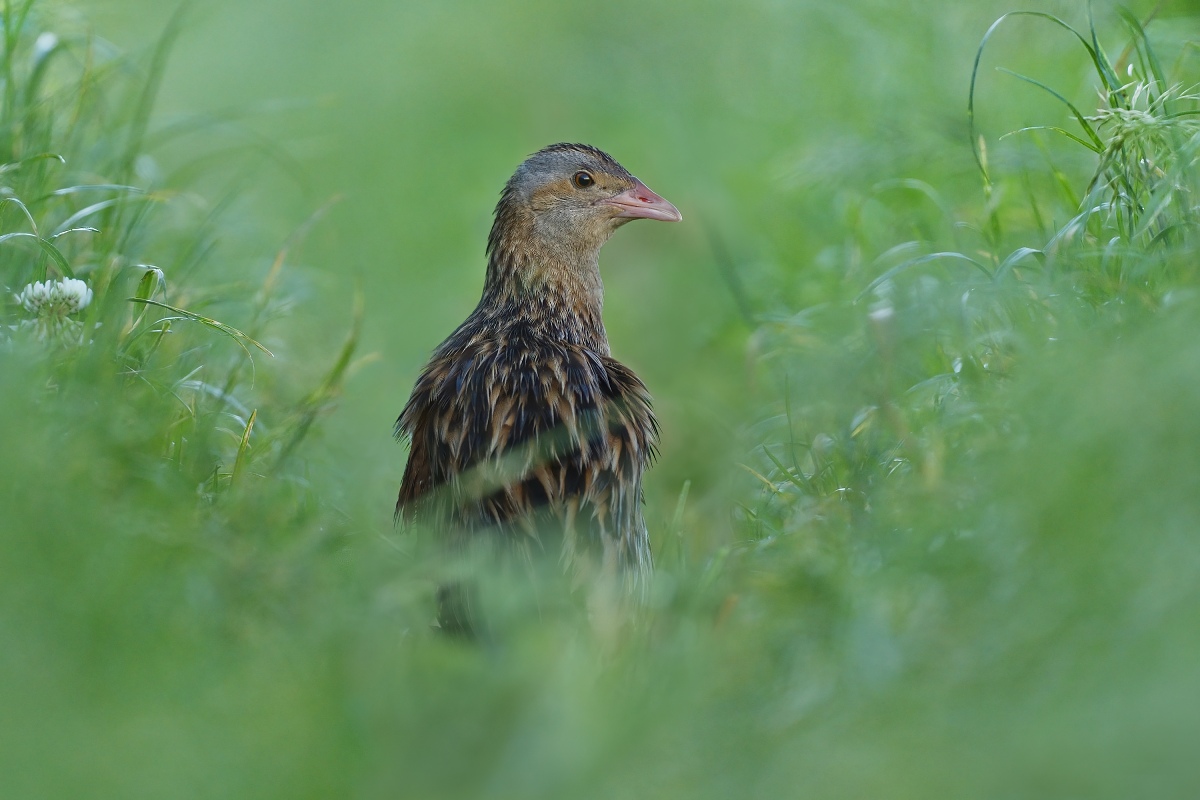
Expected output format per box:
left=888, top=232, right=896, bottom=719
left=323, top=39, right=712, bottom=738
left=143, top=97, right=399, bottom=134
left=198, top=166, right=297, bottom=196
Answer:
left=394, top=143, right=681, bottom=629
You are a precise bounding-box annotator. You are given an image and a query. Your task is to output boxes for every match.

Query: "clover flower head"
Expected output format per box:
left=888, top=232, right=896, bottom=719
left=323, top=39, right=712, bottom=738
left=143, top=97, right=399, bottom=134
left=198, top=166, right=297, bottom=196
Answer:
left=12, top=278, right=94, bottom=345
left=15, top=278, right=93, bottom=317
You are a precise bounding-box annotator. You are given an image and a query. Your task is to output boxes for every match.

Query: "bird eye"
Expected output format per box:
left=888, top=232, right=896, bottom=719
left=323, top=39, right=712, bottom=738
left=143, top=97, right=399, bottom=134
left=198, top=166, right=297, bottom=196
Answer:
left=572, top=171, right=594, bottom=189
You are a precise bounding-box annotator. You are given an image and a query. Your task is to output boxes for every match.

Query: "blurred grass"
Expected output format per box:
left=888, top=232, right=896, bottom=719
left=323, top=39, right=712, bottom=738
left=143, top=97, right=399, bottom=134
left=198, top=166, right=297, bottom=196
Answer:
left=3, top=0, right=1200, bottom=797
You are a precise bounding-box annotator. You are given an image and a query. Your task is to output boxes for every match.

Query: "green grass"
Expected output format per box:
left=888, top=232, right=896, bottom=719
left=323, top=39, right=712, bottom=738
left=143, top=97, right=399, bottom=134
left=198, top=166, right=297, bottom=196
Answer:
left=3, top=0, right=1200, bottom=797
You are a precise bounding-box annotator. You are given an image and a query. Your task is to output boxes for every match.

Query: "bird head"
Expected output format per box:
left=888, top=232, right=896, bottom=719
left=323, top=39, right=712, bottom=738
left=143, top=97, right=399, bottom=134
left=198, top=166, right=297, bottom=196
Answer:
left=489, top=143, right=681, bottom=264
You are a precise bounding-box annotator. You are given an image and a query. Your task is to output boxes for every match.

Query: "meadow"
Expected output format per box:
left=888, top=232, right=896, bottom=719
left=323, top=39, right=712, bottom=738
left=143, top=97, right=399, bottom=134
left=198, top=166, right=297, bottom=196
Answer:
left=2, top=0, right=1199, bottom=796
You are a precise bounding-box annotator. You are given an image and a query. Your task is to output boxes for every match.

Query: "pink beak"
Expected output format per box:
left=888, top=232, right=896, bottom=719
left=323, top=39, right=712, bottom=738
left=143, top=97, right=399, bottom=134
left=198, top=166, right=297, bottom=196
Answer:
left=604, top=178, right=682, bottom=222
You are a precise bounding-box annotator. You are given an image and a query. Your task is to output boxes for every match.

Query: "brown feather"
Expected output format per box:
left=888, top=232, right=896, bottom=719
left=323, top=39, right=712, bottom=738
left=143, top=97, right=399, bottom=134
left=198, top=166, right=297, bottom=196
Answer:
left=396, top=144, right=675, bottom=600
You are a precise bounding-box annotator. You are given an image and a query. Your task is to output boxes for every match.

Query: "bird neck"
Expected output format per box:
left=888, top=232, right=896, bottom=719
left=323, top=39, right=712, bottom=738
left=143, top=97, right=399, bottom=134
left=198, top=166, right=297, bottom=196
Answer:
left=481, top=208, right=610, bottom=352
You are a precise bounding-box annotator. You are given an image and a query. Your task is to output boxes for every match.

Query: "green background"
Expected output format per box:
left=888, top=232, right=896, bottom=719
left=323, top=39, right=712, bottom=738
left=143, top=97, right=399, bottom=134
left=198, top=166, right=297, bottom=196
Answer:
left=3, top=0, right=1199, bottom=797
left=75, top=0, right=1061, bottom=534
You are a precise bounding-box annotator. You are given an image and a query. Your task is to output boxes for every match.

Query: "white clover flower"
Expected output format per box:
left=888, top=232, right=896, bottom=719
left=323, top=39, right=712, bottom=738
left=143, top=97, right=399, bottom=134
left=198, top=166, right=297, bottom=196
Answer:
left=12, top=278, right=94, bottom=344
left=15, top=277, right=93, bottom=316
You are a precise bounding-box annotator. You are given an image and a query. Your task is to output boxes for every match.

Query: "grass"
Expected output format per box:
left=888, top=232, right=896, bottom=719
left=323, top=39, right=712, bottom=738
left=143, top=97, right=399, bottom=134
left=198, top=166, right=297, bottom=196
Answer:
left=3, top=0, right=1200, bottom=797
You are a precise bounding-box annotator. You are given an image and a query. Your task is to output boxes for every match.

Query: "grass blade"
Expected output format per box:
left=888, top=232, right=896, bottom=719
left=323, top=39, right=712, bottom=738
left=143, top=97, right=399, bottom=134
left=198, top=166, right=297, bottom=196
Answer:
left=0, top=230, right=75, bottom=277
left=1001, top=126, right=1103, bottom=153
left=231, top=408, right=257, bottom=483
left=127, top=297, right=274, bottom=357
left=860, top=251, right=992, bottom=299
left=996, top=68, right=1105, bottom=151
left=969, top=11, right=1105, bottom=179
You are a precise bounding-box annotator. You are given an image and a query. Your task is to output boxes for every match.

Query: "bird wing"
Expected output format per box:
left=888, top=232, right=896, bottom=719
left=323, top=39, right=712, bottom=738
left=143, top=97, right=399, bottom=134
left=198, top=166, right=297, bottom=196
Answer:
left=395, top=333, right=657, bottom=573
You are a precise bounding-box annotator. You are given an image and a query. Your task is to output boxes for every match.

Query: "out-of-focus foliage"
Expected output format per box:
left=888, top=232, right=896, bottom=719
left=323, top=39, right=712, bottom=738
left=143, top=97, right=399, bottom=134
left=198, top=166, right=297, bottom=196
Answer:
left=0, top=1, right=358, bottom=495
left=2, top=0, right=1200, bottom=798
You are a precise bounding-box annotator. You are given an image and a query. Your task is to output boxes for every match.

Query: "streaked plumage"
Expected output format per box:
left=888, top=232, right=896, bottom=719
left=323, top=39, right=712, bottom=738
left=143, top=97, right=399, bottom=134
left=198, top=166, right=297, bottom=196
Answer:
left=395, top=143, right=680, bottom=608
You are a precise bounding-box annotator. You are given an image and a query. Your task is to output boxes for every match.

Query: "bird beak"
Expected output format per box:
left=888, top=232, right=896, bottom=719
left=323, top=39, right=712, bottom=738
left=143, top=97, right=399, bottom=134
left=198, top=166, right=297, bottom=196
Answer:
left=604, top=179, right=682, bottom=222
